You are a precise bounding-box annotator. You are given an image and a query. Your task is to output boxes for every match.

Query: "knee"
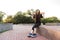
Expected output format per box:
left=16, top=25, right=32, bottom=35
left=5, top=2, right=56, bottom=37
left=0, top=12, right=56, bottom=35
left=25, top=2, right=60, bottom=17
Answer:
left=32, top=27, right=34, bottom=30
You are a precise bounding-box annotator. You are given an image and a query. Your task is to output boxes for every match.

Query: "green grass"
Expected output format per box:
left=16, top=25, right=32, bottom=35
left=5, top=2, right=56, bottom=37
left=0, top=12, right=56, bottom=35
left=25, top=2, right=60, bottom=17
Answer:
left=0, top=30, right=8, bottom=33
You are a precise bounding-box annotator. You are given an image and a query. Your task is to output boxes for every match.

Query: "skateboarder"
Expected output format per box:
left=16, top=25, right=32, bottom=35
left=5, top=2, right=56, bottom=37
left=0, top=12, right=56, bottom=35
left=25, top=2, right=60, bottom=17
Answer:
left=28, top=9, right=43, bottom=38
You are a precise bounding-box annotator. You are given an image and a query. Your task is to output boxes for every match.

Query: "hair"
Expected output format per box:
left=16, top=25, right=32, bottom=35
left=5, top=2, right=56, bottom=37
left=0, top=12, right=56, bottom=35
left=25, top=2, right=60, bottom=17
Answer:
left=35, top=9, right=40, bottom=15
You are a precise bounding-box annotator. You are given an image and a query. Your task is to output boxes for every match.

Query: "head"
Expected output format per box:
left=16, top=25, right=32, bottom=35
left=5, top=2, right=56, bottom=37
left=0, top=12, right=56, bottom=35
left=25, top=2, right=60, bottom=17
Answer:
left=35, top=9, right=40, bottom=15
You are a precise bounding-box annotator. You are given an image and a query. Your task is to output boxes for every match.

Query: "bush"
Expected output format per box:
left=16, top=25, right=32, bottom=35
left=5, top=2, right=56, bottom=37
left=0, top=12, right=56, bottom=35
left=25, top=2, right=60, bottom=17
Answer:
left=13, top=16, right=34, bottom=24
left=41, top=18, right=46, bottom=25
left=41, top=17, right=60, bottom=24
left=12, top=12, right=34, bottom=24
left=0, top=12, right=5, bottom=22
left=4, top=16, right=13, bottom=23
left=4, top=11, right=60, bottom=24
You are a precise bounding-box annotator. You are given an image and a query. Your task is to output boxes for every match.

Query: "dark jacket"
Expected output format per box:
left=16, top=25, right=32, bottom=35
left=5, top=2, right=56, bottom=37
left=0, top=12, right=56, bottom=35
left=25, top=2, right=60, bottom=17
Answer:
left=33, top=14, right=43, bottom=23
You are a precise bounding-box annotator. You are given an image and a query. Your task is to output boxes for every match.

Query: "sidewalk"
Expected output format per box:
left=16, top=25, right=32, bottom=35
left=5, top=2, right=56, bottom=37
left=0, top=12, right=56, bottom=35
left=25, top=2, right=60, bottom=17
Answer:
left=0, top=24, right=48, bottom=40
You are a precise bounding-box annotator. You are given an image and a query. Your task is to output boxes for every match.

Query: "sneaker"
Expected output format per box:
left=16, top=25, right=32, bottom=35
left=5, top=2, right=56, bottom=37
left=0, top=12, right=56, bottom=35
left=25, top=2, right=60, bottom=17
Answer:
left=27, top=33, right=32, bottom=37
left=31, top=34, right=37, bottom=38
left=33, top=34, right=37, bottom=35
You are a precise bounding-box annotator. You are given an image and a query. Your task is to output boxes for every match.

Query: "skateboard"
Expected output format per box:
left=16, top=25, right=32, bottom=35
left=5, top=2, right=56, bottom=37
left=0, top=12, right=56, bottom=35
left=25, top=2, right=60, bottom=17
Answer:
left=27, top=33, right=37, bottom=38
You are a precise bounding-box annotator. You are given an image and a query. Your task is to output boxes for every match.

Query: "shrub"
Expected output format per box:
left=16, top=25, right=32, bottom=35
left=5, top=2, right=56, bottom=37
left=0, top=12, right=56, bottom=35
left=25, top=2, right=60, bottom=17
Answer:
left=12, top=11, right=34, bottom=24
left=41, top=17, right=60, bottom=24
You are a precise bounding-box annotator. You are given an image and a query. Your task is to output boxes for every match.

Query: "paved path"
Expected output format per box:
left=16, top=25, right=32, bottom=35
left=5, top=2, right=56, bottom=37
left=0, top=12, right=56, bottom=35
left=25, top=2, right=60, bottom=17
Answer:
left=0, top=24, right=48, bottom=40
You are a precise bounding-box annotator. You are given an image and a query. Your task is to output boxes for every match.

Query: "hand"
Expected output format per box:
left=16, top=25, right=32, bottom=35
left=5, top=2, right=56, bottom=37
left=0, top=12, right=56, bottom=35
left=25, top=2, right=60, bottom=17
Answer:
left=41, top=12, right=45, bottom=15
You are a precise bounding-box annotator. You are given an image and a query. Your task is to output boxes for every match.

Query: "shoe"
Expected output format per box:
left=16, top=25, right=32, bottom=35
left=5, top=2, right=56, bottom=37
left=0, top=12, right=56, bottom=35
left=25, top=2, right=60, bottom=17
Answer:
left=27, top=33, right=32, bottom=37
left=33, top=34, right=37, bottom=35
left=31, top=34, right=37, bottom=38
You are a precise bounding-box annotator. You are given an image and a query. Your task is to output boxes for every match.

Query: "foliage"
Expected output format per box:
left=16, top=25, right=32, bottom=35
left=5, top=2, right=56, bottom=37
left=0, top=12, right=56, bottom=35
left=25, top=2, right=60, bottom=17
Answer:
left=0, top=30, right=8, bottom=33
left=0, top=11, right=5, bottom=22
left=1, top=10, right=60, bottom=24
left=12, top=11, right=34, bottom=24
left=4, top=15, right=13, bottom=23
left=41, top=17, right=60, bottom=24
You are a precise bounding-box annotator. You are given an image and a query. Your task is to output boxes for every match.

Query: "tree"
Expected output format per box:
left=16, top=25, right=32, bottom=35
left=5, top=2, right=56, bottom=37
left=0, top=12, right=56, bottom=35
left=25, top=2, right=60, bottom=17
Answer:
left=26, top=9, right=35, bottom=16
left=31, top=9, right=34, bottom=13
left=12, top=11, right=34, bottom=24
left=15, top=11, right=22, bottom=16
left=41, top=17, right=59, bottom=23
left=0, top=11, right=5, bottom=22
left=27, top=10, right=31, bottom=15
left=4, top=15, right=13, bottom=23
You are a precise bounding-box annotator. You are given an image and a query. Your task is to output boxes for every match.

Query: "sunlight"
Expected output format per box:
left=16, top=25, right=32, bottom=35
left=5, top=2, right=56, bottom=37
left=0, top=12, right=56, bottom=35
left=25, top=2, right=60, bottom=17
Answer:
left=0, top=0, right=60, bottom=18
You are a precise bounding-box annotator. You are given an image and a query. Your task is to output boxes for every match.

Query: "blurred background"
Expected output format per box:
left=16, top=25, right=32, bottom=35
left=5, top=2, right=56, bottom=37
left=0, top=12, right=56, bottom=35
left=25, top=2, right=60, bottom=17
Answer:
left=0, top=0, right=60, bottom=24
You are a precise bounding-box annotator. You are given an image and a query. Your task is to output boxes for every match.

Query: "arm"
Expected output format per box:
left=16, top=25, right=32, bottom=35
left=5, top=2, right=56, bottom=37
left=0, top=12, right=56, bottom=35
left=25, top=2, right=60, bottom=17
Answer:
left=40, top=12, right=45, bottom=18
left=33, top=14, right=36, bottom=22
left=40, top=14, right=43, bottom=18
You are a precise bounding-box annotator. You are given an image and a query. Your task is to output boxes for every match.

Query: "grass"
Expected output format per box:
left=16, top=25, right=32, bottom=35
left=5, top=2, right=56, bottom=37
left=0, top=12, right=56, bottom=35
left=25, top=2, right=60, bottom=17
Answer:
left=0, top=30, right=8, bottom=33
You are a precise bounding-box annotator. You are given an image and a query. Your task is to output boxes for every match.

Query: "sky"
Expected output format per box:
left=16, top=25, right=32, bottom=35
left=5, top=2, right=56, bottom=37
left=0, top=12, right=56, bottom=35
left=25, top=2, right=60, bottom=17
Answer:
left=0, top=0, right=60, bottom=18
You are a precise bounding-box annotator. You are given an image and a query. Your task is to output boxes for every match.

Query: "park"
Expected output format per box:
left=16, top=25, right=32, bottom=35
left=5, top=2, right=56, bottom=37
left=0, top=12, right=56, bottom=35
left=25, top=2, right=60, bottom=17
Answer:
left=0, top=0, right=60, bottom=40
left=0, top=9, right=60, bottom=40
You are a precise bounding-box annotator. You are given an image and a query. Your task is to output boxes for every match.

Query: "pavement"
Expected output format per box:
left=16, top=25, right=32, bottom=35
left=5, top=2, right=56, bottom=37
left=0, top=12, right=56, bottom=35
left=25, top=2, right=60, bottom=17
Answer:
left=0, top=24, right=48, bottom=40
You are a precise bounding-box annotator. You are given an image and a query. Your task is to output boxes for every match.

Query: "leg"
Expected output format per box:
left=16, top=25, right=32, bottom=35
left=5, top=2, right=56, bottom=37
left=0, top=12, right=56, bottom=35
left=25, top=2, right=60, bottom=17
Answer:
left=29, top=23, right=41, bottom=38
left=28, top=24, right=36, bottom=37
left=34, top=23, right=41, bottom=33
left=31, top=23, right=40, bottom=34
left=31, top=23, right=37, bottom=34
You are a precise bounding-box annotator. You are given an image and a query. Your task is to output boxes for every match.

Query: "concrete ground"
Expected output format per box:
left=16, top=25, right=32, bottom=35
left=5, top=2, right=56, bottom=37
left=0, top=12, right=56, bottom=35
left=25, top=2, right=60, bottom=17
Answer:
left=0, top=24, right=48, bottom=40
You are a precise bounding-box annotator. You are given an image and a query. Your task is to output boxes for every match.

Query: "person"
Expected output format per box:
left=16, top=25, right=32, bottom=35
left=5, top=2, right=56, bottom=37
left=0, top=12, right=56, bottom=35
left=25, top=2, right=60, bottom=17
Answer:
left=28, top=9, right=43, bottom=38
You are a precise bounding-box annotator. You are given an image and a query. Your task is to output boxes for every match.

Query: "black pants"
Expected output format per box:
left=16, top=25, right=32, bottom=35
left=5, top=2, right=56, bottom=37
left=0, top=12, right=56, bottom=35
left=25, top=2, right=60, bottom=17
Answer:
left=32, top=22, right=41, bottom=30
